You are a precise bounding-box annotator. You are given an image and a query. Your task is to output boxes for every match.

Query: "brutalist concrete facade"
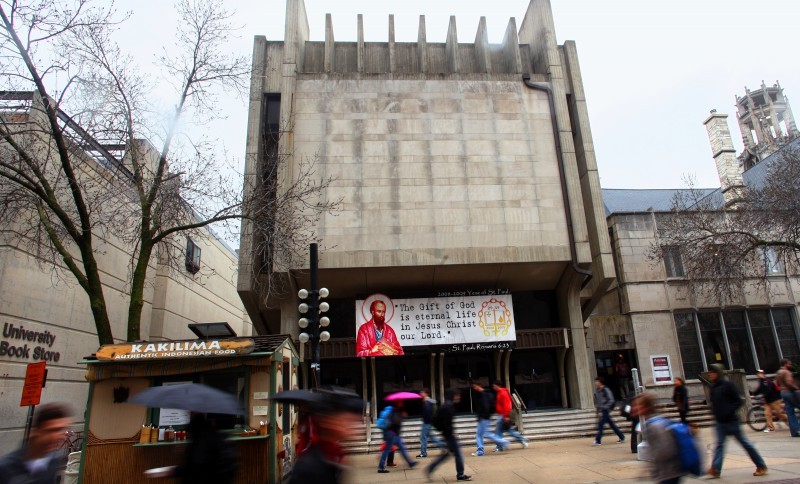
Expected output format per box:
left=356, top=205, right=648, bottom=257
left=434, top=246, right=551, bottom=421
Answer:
left=238, top=0, right=614, bottom=409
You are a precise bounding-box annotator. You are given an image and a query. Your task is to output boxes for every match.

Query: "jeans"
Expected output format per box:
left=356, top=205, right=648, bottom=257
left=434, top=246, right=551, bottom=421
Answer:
left=781, top=390, right=799, bottom=436
left=378, top=430, right=413, bottom=470
left=494, top=415, right=526, bottom=450
left=427, top=434, right=465, bottom=478
left=419, top=422, right=443, bottom=456
left=594, top=409, right=624, bottom=443
left=475, top=418, right=508, bottom=454
left=711, top=421, right=766, bottom=472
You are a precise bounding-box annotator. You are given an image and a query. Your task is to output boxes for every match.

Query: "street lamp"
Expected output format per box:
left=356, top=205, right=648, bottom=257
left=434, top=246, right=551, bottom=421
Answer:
left=297, top=243, right=331, bottom=389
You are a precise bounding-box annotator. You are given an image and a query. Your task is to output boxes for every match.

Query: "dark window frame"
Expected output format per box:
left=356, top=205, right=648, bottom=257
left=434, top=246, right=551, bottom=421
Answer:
left=186, top=238, right=201, bottom=274
left=662, top=246, right=686, bottom=278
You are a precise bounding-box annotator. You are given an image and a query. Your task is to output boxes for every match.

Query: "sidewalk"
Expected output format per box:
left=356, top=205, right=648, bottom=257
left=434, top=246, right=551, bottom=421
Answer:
left=345, top=426, right=800, bottom=483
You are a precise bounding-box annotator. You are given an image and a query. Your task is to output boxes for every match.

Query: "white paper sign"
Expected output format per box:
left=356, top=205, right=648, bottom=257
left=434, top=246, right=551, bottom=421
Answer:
left=650, top=355, right=674, bottom=385
left=158, top=381, right=192, bottom=426
left=355, top=292, right=515, bottom=356
left=252, top=405, right=269, bottom=416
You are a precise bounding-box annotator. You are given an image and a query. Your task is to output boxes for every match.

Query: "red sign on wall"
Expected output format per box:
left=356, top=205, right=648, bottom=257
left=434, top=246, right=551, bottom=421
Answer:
left=20, top=362, right=46, bottom=407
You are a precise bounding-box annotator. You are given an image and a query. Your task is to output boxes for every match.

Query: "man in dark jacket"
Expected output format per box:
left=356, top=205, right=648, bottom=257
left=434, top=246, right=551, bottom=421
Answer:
left=0, top=402, right=71, bottom=484
left=672, top=377, right=689, bottom=424
left=416, top=389, right=443, bottom=458
left=470, top=383, right=508, bottom=456
left=753, top=369, right=785, bottom=432
left=425, top=389, right=471, bottom=481
left=173, top=414, right=238, bottom=484
left=592, top=377, right=625, bottom=445
left=707, top=364, right=768, bottom=478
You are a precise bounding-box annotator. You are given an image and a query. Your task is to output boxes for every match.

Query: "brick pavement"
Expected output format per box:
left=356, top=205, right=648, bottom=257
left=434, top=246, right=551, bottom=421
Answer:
left=344, top=426, right=800, bottom=483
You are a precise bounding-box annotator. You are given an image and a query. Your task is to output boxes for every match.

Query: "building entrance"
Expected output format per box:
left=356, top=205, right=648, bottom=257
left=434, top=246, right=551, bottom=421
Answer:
left=509, top=350, right=561, bottom=409
left=443, top=353, right=495, bottom=413
left=594, top=349, right=637, bottom=399
left=374, top=355, right=430, bottom=416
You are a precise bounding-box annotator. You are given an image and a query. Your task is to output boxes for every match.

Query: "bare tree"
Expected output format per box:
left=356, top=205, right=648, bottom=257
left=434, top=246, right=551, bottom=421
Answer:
left=650, top=145, right=800, bottom=306
left=0, top=0, right=338, bottom=344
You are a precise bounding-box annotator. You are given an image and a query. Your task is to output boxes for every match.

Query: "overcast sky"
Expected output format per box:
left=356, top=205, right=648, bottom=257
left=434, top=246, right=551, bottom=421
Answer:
left=114, top=0, right=800, bottom=190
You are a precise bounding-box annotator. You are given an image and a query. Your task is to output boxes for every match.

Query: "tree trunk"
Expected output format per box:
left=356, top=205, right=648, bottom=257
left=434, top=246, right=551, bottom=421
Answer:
left=126, top=243, right=153, bottom=342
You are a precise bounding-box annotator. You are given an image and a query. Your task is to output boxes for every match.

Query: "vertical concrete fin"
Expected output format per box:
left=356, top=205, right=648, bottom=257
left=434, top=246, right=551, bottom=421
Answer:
left=445, top=15, right=459, bottom=74
left=518, top=0, right=559, bottom=74
left=324, top=13, right=335, bottom=73
left=474, top=16, right=490, bottom=73
left=703, top=111, right=743, bottom=205
left=357, top=14, right=365, bottom=73
left=389, top=14, right=397, bottom=73
left=283, top=0, right=309, bottom=71
left=501, top=17, right=522, bottom=74
left=417, top=15, right=428, bottom=74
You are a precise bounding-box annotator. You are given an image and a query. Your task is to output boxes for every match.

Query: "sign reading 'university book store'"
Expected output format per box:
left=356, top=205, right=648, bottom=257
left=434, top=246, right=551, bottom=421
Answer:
left=354, top=291, right=516, bottom=356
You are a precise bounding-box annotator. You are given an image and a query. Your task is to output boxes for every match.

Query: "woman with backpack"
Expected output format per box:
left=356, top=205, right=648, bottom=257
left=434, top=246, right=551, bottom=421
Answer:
left=377, top=401, right=417, bottom=473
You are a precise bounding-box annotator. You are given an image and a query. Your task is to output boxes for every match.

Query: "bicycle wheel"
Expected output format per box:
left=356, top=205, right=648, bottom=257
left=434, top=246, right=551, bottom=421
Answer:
left=747, top=406, right=767, bottom=432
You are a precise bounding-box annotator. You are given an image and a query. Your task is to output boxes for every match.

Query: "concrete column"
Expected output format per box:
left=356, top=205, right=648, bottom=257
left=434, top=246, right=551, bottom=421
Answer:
left=557, top=270, right=595, bottom=409
left=388, top=15, right=396, bottom=73
left=357, top=14, right=364, bottom=73
left=474, top=17, right=490, bottom=74
left=445, top=16, right=459, bottom=74
left=501, top=18, right=522, bottom=74
left=417, top=16, right=428, bottom=74
left=324, top=13, right=334, bottom=73
left=429, top=353, right=437, bottom=401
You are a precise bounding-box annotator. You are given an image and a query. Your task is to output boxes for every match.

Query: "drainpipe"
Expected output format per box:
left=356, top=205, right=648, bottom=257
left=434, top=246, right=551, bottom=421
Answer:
left=522, top=75, right=593, bottom=288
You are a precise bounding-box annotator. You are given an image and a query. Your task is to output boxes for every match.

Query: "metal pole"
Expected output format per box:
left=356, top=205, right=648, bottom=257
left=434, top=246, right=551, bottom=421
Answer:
left=309, top=243, right=321, bottom=389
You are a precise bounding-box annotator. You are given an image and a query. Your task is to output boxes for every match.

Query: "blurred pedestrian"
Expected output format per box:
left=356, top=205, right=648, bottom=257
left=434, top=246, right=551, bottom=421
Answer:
left=592, top=377, right=625, bottom=445
left=377, top=400, right=416, bottom=473
left=290, top=387, right=365, bottom=484
left=0, top=402, right=72, bottom=484
left=672, top=377, right=689, bottom=424
left=172, top=413, right=238, bottom=484
left=425, top=389, right=471, bottom=481
left=416, top=389, right=443, bottom=458
left=706, top=364, right=767, bottom=478
left=753, top=369, right=784, bottom=432
left=776, top=359, right=800, bottom=437
left=470, top=383, right=508, bottom=456
left=491, top=380, right=528, bottom=451
left=633, top=392, right=684, bottom=484
left=620, top=395, right=639, bottom=453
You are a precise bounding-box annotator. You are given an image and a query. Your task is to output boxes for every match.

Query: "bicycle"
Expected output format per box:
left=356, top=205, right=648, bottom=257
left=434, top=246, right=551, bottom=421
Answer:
left=57, top=430, right=84, bottom=456
left=746, top=399, right=767, bottom=432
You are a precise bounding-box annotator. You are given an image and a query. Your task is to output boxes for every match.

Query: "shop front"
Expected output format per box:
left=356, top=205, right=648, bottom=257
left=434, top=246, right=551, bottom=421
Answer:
left=78, top=335, right=298, bottom=484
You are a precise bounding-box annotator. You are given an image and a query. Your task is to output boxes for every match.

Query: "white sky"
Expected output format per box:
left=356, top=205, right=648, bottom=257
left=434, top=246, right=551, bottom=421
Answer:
left=113, top=0, right=800, bottom=191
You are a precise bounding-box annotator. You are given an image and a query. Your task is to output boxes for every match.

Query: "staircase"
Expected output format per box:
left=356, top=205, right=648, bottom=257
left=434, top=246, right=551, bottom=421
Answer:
left=342, top=399, right=714, bottom=454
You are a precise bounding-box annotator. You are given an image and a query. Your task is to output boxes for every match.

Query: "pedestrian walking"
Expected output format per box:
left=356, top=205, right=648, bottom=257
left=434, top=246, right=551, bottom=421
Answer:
left=0, top=402, right=72, bottom=484
left=592, top=376, right=625, bottom=445
left=672, top=377, right=690, bottom=424
left=425, top=389, right=471, bottom=481
left=776, top=358, right=800, bottom=437
left=289, top=386, right=365, bottom=484
left=171, top=413, right=238, bottom=484
left=633, top=392, right=685, bottom=484
left=706, top=363, right=768, bottom=478
left=619, top=395, right=639, bottom=453
left=753, top=369, right=785, bottom=432
left=491, top=380, right=528, bottom=451
left=416, top=389, right=444, bottom=458
left=470, top=383, right=509, bottom=456
left=377, top=400, right=417, bottom=473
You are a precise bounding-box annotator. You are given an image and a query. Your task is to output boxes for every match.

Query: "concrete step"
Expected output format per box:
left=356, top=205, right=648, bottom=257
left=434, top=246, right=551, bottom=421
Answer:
left=342, top=400, right=716, bottom=454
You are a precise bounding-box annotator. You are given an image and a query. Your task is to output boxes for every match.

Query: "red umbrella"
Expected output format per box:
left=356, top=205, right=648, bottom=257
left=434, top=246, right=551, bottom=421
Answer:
left=385, top=391, right=422, bottom=401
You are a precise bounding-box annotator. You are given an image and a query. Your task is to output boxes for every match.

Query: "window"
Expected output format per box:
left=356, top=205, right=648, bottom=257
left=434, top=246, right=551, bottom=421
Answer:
left=185, top=238, right=201, bottom=274
left=662, top=246, right=685, bottom=278
left=674, top=307, right=799, bottom=378
left=760, top=247, right=784, bottom=275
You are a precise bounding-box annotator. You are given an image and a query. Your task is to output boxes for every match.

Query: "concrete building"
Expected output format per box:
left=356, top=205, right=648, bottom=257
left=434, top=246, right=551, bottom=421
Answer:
left=596, top=84, right=800, bottom=400
left=238, top=0, right=614, bottom=415
left=0, top=92, right=251, bottom=452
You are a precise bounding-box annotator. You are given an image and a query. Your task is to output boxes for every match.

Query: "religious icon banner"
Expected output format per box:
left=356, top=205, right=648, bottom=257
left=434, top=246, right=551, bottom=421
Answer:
left=354, top=292, right=516, bottom=356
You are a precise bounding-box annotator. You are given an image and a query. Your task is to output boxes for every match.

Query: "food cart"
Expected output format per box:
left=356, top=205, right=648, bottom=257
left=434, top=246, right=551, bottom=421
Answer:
left=77, top=334, right=299, bottom=483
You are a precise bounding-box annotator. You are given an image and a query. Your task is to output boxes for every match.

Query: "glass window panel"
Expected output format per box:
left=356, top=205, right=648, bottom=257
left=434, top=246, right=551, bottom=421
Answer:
left=772, top=308, right=800, bottom=363
left=663, top=246, right=686, bottom=278
left=748, top=309, right=780, bottom=374
left=674, top=312, right=704, bottom=379
left=722, top=311, right=756, bottom=373
left=698, top=312, right=729, bottom=369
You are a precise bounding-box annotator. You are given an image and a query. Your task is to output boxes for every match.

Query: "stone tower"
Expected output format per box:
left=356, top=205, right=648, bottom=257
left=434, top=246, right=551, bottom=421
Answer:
left=703, top=110, right=743, bottom=206
left=736, top=80, right=799, bottom=170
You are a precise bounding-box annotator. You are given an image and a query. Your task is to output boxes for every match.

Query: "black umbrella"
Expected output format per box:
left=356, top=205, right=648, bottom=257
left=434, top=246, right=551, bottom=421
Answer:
left=271, top=387, right=365, bottom=414
left=129, top=383, right=245, bottom=415
left=270, top=389, right=323, bottom=406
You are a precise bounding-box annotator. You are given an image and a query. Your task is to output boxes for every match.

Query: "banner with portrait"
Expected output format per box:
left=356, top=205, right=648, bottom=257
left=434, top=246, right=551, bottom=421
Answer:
left=354, top=292, right=516, bottom=356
